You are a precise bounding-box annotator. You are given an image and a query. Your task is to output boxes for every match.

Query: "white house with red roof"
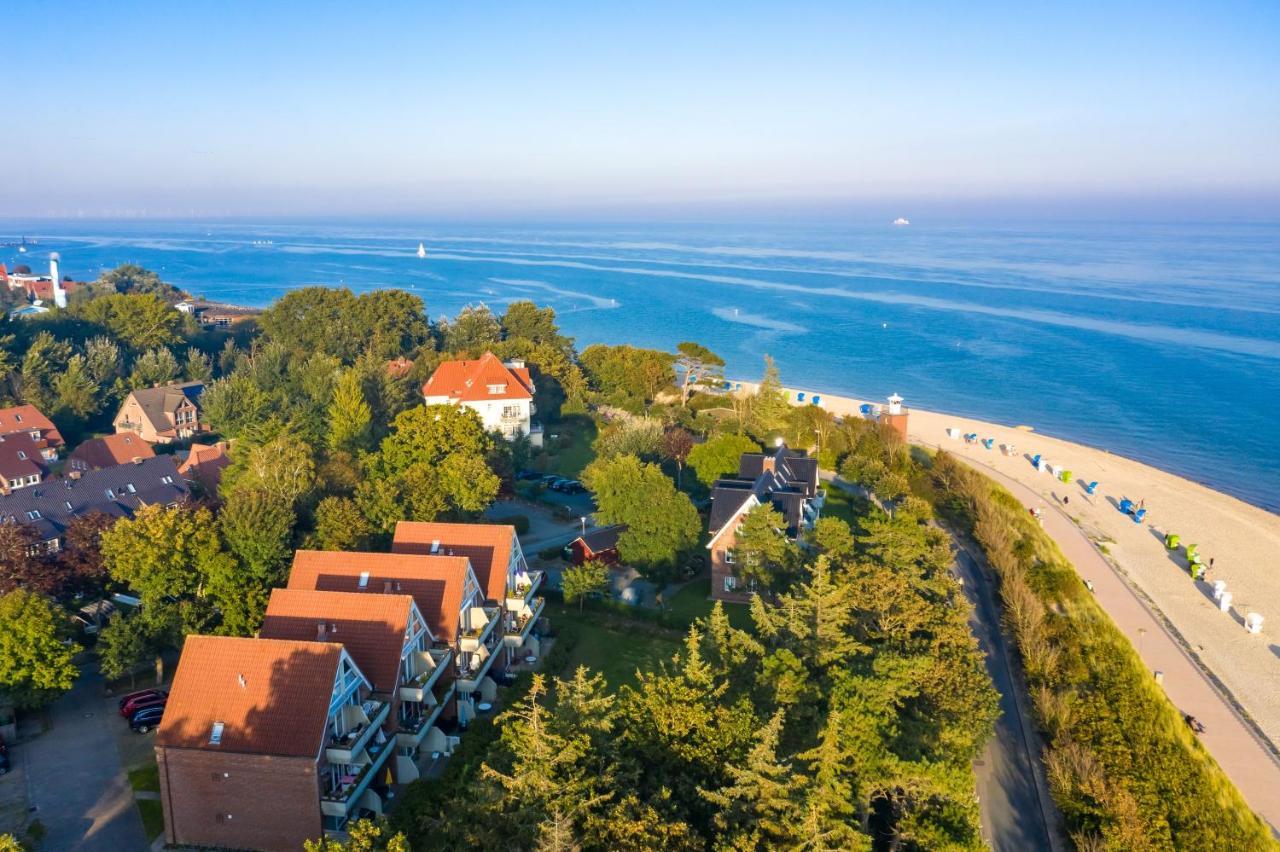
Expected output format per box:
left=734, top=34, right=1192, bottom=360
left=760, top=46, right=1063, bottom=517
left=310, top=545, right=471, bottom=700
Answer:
left=422, top=352, right=542, bottom=445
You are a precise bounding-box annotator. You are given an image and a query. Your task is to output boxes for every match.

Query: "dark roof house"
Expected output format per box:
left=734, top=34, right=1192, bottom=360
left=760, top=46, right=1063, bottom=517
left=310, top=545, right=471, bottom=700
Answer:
left=708, top=444, right=820, bottom=538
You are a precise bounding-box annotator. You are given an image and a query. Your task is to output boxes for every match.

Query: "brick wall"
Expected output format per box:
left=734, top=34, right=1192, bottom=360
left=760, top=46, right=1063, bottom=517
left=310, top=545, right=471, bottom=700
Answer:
left=157, top=746, right=322, bottom=852
left=709, top=526, right=753, bottom=604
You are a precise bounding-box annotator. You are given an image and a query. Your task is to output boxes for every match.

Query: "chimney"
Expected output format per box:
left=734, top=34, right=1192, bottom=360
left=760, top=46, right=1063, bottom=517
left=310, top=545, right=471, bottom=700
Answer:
left=383, top=580, right=394, bottom=594
left=316, top=621, right=328, bottom=641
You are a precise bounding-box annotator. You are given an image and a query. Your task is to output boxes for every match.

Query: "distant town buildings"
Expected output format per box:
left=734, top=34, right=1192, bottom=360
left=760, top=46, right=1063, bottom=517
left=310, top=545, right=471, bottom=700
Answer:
left=422, top=352, right=542, bottom=445
left=1, top=254, right=81, bottom=317
left=708, top=442, right=822, bottom=602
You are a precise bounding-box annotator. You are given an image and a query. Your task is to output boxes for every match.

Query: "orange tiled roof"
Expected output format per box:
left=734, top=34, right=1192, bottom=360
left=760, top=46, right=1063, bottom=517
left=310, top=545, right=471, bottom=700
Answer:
left=0, top=404, right=63, bottom=448
left=156, top=635, right=343, bottom=758
left=177, top=442, right=230, bottom=490
left=68, top=433, right=155, bottom=470
left=391, top=521, right=516, bottom=604
left=422, top=352, right=533, bottom=403
left=260, top=589, right=415, bottom=695
left=287, top=550, right=473, bottom=641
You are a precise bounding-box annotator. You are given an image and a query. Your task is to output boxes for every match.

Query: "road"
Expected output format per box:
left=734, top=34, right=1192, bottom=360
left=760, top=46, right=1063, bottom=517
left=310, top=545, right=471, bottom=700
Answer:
left=954, top=544, right=1062, bottom=851
left=20, top=665, right=147, bottom=851
left=951, top=454, right=1280, bottom=833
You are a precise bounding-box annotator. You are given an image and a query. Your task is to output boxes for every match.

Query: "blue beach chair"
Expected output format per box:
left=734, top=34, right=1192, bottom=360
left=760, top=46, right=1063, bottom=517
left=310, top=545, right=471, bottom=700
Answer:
left=1133, top=508, right=1147, bottom=524
left=859, top=403, right=874, bottom=416
left=811, top=395, right=821, bottom=406
left=1084, top=481, right=1098, bottom=495
left=1031, top=453, right=1042, bottom=468
left=1119, top=498, right=1133, bottom=514
left=981, top=438, right=995, bottom=450
left=796, top=392, right=806, bottom=402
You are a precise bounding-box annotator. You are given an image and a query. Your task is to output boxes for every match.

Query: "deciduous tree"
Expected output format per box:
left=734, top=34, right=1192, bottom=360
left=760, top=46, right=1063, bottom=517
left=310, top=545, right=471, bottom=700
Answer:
left=674, top=341, right=725, bottom=406
left=0, top=590, right=79, bottom=708
left=582, top=454, right=700, bottom=581
left=687, top=433, right=761, bottom=488
left=562, top=561, right=608, bottom=612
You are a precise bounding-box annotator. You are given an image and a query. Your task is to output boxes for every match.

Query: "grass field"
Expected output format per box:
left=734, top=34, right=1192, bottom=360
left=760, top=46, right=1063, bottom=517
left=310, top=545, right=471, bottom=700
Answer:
left=664, top=579, right=753, bottom=631
left=551, top=602, right=683, bottom=689
left=127, top=762, right=160, bottom=794
left=546, top=415, right=597, bottom=478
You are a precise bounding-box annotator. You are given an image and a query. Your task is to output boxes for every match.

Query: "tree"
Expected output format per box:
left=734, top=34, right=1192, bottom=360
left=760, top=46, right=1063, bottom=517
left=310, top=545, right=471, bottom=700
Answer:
left=221, top=434, right=316, bottom=507
left=78, top=293, right=182, bottom=349
left=579, top=344, right=676, bottom=413
left=811, top=516, right=856, bottom=562
left=748, top=355, right=791, bottom=441
left=311, top=496, right=374, bottom=551
left=96, top=612, right=149, bottom=687
left=97, top=263, right=179, bottom=297
left=732, top=504, right=800, bottom=591
left=582, top=454, right=700, bottom=582
left=184, top=347, right=214, bottom=382
left=352, top=290, right=431, bottom=359
left=593, top=417, right=664, bottom=461
left=201, top=373, right=272, bottom=438
left=129, top=346, right=182, bottom=388
left=84, top=336, right=124, bottom=386
left=54, top=355, right=100, bottom=421
left=701, top=710, right=804, bottom=849
left=0, top=590, right=80, bottom=708
left=562, top=561, right=608, bottom=612
left=219, top=489, right=296, bottom=580
left=502, top=301, right=572, bottom=352
left=662, top=427, right=695, bottom=488
left=57, top=512, right=118, bottom=597
left=674, top=342, right=725, bottom=406
left=442, top=303, right=502, bottom=354
left=304, top=820, right=409, bottom=852
left=687, top=433, right=761, bottom=488
left=100, top=504, right=225, bottom=607
left=0, top=523, right=52, bottom=596
left=328, top=368, right=373, bottom=454
left=259, top=287, right=361, bottom=362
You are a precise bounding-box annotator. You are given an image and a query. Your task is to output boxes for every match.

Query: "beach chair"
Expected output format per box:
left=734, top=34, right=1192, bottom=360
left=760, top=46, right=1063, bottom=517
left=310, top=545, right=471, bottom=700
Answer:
left=947, top=428, right=961, bottom=439
left=1031, top=453, right=1042, bottom=469
left=981, top=438, right=995, bottom=449
left=1165, top=533, right=1179, bottom=549
left=1084, top=481, right=1098, bottom=495
left=1246, top=613, right=1264, bottom=634
left=1133, top=508, right=1147, bottom=523
left=811, top=395, right=821, bottom=406
left=1060, top=470, right=1073, bottom=483
left=796, top=392, right=805, bottom=402
left=861, top=404, right=874, bottom=416
left=1119, top=498, right=1133, bottom=514
left=1185, top=543, right=1198, bottom=561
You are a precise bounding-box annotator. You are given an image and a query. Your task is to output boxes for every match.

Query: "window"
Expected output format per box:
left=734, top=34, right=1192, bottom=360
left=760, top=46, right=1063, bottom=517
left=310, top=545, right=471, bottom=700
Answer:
left=26, top=474, right=37, bottom=484
left=358, top=571, right=370, bottom=589
left=210, top=721, right=225, bottom=744
left=25, top=510, right=41, bottom=521
left=65, top=501, right=73, bottom=511
left=723, top=548, right=736, bottom=564
left=487, top=383, right=507, bottom=394
left=161, top=475, right=174, bottom=485
left=724, top=575, right=737, bottom=592
left=7, top=479, right=18, bottom=489
left=13, top=414, right=21, bottom=423
left=45, top=538, right=60, bottom=553
left=105, top=489, right=115, bottom=500
left=30, top=431, right=39, bottom=441
left=16, top=451, right=26, bottom=460
left=501, top=405, right=521, bottom=418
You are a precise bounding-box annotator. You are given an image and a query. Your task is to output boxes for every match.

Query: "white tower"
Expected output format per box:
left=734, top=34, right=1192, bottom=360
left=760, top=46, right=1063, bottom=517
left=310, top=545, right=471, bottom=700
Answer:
left=49, top=253, right=67, bottom=309
left=887, top=393, right=904, bottom=415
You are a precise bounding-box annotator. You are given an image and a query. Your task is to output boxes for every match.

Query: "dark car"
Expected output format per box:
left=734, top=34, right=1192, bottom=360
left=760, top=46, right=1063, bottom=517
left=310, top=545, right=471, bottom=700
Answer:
left=559, top=480, right=587, bottom=494
left=122, top=694, right=168, bottom=718
left=130, top=706, right=165, bottom=733
left=0, top=734, right=9, bottom=776
left=540, top=474, right=561, bottom=486
left=118, top=688, right=167, bottom=716
left=516, top=470, right=542, bottom=481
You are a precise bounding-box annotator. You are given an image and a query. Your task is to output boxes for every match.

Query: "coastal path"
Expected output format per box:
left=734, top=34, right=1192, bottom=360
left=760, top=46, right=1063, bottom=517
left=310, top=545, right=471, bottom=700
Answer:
left=946, top=453, right=1280, bottom=834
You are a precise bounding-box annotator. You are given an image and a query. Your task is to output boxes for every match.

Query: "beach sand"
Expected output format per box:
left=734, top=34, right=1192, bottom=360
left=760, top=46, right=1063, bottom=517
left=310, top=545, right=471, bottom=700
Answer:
left=795, top=388, right=1280, bottom=749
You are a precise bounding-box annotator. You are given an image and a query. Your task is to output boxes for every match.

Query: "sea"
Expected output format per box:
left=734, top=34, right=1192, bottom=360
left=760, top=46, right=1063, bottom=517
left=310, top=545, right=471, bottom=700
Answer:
left=4, top=218, right=1279, bottom=512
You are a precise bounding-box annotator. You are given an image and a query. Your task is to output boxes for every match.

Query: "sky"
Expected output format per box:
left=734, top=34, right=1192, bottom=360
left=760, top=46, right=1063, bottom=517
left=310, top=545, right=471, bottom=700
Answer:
left=2, top=0, right=1278, bottom=219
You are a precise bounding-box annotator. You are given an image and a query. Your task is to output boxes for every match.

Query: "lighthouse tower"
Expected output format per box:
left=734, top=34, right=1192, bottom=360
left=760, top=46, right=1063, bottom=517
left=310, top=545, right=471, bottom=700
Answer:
left=49, top=253, right=67, bottom=309
left=882, top=393, right=909, bottom=441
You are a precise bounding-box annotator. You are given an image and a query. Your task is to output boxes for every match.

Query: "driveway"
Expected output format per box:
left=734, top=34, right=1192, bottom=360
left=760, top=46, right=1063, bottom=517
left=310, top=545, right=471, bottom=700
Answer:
left=21, top=664, right=147, bottom=851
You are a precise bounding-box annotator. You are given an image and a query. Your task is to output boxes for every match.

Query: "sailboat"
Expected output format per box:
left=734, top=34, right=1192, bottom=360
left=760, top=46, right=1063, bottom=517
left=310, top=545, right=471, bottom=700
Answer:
left=417, top=242, right=427, bottom=259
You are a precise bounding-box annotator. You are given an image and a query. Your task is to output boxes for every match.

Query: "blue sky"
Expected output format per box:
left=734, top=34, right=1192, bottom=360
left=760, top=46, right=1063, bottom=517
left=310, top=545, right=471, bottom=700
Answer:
left=3, top=1, right=1277, bottom=218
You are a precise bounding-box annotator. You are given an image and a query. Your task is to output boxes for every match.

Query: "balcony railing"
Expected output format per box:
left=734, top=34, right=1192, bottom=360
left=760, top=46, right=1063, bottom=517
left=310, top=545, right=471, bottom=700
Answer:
left=504, top=571, right=544, bottom=611
left=503, top=596, right=545, bottom=649
left=324, top=699, right=390, bottom=765
left=398, top=648, right=452, bottom=704
left=320, top=738, right=394, bottom=818
left=456, top=642, right=499, bottom=694
left=459, top=606, right=501, bottom=652
left=396, top=680, right=456, bottom=749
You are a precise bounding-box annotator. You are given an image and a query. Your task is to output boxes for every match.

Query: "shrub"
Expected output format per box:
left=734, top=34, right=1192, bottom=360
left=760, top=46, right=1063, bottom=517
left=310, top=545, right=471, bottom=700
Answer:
left=501, top=514, right=531, bottom=535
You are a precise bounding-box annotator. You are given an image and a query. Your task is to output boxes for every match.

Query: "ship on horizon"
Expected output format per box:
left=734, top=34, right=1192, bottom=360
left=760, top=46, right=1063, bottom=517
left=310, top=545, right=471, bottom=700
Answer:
left=893, top=217, right=910, bottom=226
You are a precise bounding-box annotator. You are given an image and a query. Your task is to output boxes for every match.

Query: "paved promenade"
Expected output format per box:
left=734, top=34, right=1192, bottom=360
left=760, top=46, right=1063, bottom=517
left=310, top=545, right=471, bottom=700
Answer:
left=949, top=453, right=1280, bottom=834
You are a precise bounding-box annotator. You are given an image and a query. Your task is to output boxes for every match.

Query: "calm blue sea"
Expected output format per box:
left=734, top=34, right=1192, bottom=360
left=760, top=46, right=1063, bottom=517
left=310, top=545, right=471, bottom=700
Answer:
left=5, top=219, right=1279, bottom=511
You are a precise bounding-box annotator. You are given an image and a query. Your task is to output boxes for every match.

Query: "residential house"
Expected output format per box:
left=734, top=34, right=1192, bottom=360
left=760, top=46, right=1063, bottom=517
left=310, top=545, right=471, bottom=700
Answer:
left=567, top=524, right=625, bottom=566
left=707, top=443, right=823, bottom=603
left=178, top=442, right=231, bottom=493
left=258, top=588, right=453, bottom=783
left=0, top=455, right=188, bottom=552
left=422, top=352, right=542, bottom=445
left=0, top=404, right=63, bottom=458
left=155, top=635, right=388, bottom=851
left=392, top=521, right=545, bottom=670
left=67, top=433, right=155, bottom=471
left=0, top=432, right=51, bottom=494
left=113, top=381, right=206, bottom=444
left=286, top=550, right=502, bottom=729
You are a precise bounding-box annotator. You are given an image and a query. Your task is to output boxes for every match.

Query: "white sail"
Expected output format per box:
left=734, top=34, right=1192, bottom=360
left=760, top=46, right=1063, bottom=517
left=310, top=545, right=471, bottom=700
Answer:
left=417, top=242, right=427, bottom=258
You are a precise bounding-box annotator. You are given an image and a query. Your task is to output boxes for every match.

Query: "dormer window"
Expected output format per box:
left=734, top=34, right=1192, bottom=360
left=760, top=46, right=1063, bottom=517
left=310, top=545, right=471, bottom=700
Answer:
left=126, top=483, right=137, bottom=494
left=105, top=489, right=115, bottom=500
left=487, top=383, right=506, bottom=394
left=161, top=475, right=174, bottom=485
left=358, top=571, right=370, bottom=589
left=26, top=510, right=41, bottom=520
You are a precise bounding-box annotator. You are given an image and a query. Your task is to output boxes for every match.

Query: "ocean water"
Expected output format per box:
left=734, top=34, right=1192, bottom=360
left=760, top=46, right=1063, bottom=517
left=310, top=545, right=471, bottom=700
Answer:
left=5, top=219, right=1279, bottom=512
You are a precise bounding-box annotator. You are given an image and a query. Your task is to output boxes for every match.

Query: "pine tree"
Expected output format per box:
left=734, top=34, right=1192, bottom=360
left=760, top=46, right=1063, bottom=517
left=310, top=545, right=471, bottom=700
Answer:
left=700, top=709, right=803, bottom=849
left=327, top=368, right=373, bottom=453
left=795, top=709, right=871, bottom=851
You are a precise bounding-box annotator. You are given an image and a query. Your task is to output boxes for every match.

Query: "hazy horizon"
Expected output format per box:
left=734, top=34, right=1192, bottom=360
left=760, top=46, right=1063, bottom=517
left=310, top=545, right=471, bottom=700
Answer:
left=3, top=1, right=1277, bottom=219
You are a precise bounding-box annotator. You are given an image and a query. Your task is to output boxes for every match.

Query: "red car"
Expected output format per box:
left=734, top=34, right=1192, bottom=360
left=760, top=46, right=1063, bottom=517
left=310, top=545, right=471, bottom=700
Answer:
left=119, top=691, right=168, bottom=718
left=118, top=688, right=166, bottom=713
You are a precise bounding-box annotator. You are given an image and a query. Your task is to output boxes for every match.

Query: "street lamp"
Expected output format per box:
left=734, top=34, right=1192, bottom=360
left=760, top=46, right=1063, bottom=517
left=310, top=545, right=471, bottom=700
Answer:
left=580, top=516, right=587, bottom=535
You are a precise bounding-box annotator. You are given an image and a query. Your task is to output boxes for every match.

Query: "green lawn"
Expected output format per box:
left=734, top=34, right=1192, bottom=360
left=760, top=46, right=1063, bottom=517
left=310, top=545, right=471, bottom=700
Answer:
left=552, top=603, right=683, bottom=690
left=137, top=800, right=165, bottom=841
left=545, top=415, right=597, bottom=477
left=664, top=579, right=753, bottom=631
left=819, top=480, right=872, bottom=528
left=128, top=762, right=160, bottom=794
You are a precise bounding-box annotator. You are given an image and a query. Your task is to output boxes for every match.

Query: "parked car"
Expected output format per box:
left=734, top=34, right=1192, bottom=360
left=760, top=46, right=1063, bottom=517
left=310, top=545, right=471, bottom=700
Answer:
left=559, top=480, right=587, bottom=494
left=130, top=706, right=165, bottom=733
left=516, top=470, right=542, bottom=481
left=118, top=688, right=166, bottom=715
left=121, top=694, right=168, bottom=719
left=540, top=474, right=561, bottom=486
left=0, top=734, right=9, bottom=776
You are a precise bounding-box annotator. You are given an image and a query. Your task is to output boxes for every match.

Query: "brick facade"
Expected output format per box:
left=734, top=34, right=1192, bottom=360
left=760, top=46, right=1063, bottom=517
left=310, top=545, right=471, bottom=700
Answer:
left=157, top=747, right=322, bottom=852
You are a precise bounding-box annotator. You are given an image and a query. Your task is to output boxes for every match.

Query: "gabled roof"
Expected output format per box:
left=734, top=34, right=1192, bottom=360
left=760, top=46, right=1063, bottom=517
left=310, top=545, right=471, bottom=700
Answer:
left=260, top=589, right=419, bottom=695
left=177, top=442, right=231, bottom=491
left=391, top=521, right=517, bottom=603
left=0, top=432, right=49, bottom=481
left=123, top=381, right=205, bottom=433
left=422, top=352, right=533, bottom=403
left=0, top=455, right=188, bottom=540
left=287, top=550, right=475, bottom=641
left=574, top=524, right=624, bottom=554
left=709, top=444, right=817, bottom=540
left=156, top=635, right=345, bottom=758
left=0, top=404, right=63, bottom=447
left=68, top=433, right=155, bottom=470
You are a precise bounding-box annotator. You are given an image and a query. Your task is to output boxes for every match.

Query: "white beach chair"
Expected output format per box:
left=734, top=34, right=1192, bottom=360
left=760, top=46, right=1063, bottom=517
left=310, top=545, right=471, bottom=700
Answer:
left=1246, top=613, right=1264, bottom=634
left=1212, top=580, right=1227, bottom=601
left=1219, top=591, right=1233, bottom=613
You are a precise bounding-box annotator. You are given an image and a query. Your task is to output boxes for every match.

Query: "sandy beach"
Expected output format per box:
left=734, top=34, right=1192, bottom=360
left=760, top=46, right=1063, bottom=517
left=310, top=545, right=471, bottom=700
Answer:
left=790, top=387, right=1280, bottom=751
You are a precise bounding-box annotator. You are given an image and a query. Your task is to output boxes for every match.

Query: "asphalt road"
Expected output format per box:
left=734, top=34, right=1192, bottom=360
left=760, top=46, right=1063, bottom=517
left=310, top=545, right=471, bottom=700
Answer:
left=21, top=665, right=147, bottom=851
left=953, top=544, right=1061, bottom=851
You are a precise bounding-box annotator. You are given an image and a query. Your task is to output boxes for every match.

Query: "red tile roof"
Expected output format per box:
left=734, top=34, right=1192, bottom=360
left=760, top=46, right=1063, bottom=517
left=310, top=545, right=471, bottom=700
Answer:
left=0, top=405, right=63, bottom=448
left=260, top=589, right=415, bottom=695
left=177, top=442, right=231, bottom=491
left=391, top=521, right=516, bottom=604
left=422, top=352, right=533, bottom=403
left=287, top=550, right=474, bottom=641
left=0, top=432, right=48, bottom=483
left=156, top=635, right=343, bottom=758
left=68, top=433, right=155, bottom=470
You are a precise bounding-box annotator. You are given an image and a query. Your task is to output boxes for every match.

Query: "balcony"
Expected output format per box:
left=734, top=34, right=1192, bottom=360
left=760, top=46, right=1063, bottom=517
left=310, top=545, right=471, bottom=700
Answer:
left=456, top=642, right=499, bottom=694
left=320, top=737, right=394, bottom=818
left=396, top=680, right=456, bottom=749
left=504, top=571, right=544, bottom=611
left=398, top=649, right=452, bottom=704
left=503, top=596, right=545, bottom=649
left=459, top=605, right=501, bottom=652
left=324, top=699, right=390, bottom=765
